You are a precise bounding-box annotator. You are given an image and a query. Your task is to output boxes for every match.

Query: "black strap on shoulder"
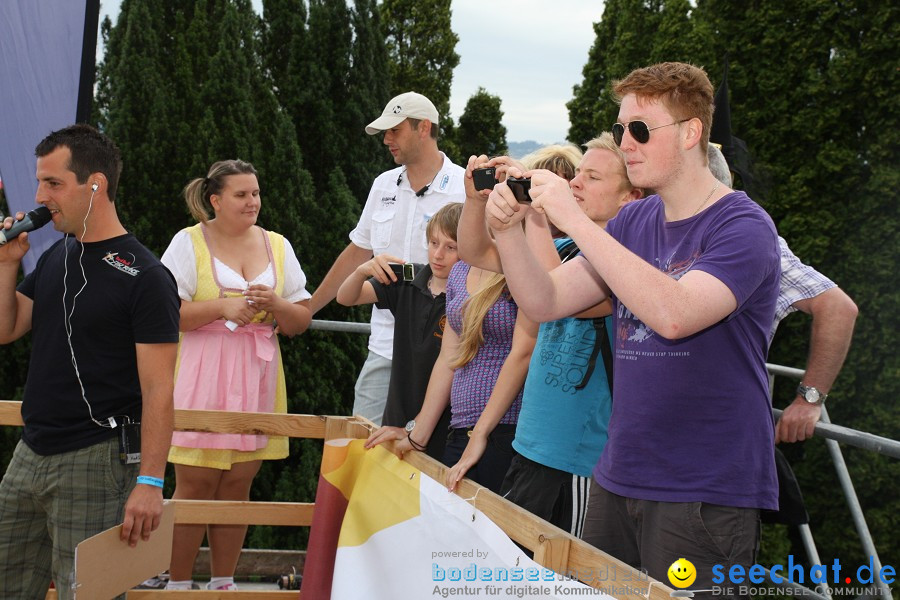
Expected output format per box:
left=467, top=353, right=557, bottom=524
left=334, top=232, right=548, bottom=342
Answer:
left=557, top=240, right=614, bottom=395
left=574, top=317, right=614, bottom=394
left=595, top=317, right=615, bottom=393
left=556, top=238, right=581, bottom=264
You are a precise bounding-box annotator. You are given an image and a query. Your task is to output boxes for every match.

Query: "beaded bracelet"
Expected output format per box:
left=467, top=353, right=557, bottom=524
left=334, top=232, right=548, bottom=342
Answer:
left=136, top=475, right=164, bottom=488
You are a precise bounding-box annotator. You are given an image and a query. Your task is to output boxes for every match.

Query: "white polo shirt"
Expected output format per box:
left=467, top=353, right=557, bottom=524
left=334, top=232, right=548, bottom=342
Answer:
left=349, top=152, right=465, bottom=358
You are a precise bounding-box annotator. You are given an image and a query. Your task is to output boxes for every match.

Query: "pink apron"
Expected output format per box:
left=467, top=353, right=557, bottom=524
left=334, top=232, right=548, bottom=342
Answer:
left=170, top=320, right=277, bottom=450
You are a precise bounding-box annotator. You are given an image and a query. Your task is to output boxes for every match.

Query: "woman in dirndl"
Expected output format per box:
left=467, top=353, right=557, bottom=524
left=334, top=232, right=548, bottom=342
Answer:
left=160, top=159, right=311, bottom=591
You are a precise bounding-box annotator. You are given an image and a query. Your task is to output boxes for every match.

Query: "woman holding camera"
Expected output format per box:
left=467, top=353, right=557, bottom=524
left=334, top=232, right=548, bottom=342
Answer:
left=160, top=159, right=311, bottom=591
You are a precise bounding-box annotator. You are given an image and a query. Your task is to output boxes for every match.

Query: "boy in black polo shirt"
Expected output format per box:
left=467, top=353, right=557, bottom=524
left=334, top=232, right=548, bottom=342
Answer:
left=338, top=203, right=462, bottom=459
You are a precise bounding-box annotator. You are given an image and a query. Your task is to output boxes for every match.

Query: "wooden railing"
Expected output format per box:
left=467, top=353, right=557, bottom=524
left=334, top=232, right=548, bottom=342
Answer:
left=0, top=400, right=672, bottom=600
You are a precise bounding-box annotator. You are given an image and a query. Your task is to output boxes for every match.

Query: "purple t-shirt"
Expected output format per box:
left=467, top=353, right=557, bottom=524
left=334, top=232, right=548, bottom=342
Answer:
left=445, top=261, right=522, bottom=428
left=594, top=192, right=780, bottom=510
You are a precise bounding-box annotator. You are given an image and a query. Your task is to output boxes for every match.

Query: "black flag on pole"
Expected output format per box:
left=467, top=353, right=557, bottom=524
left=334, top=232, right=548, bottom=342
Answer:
left=710, top=56, right=762, bottom=201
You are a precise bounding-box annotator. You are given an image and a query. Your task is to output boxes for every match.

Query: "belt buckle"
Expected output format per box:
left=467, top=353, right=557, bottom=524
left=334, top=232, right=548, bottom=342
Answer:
left=466, top=429, right=472, bottom=438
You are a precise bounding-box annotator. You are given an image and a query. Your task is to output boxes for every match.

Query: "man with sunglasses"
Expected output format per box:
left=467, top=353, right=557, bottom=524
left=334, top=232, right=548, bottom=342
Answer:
left=485, top=62, right=780, bottom=595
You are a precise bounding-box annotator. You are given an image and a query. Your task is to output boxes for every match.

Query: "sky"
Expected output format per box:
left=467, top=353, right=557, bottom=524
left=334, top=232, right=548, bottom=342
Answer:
left=97, top=0, right=601, bottom=144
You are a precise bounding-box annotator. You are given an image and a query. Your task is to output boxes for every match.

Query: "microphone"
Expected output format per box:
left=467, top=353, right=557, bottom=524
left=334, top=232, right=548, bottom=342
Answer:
left=0, top=206, right=53, bottom=246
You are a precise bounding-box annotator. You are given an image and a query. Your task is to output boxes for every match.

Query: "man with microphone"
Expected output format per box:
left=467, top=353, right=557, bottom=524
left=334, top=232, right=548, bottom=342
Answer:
left=0, top=124, right=180, bottom=599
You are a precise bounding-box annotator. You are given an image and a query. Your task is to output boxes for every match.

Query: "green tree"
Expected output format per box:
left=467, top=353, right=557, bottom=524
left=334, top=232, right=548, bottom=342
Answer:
left=259, top=0, right=377, bottom=424
left=454, top=87, right=508, bottom=161
left=567, top=0, right=703, bottom=144
left=345, top=0, right=394, bottom=198
left=95, top=0, right=190, bottom=250
left=694, top=0, right=899, bottom=570
left=261, top=0, right=391, bottom=204
left=381, top=0, right=460, bottom=139
left=93, top=0, right=328, bottom=551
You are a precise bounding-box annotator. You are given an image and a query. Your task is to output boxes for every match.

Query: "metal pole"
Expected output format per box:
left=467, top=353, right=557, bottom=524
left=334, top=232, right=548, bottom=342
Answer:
left=308, top=319, right=371, bottom=334
left=797, top=524, right=832, bottom=600
left=819, top=406, right=893, bottom=599
left=772, top=409, right=900, bottom=459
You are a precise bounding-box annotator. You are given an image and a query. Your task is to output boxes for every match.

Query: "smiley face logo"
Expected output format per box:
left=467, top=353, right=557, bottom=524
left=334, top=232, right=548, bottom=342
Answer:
left=667, top=558, right=696, bottom=588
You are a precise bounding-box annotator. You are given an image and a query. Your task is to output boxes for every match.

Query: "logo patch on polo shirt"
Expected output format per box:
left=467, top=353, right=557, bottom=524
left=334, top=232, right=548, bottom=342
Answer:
left=439, top=175, right=449, bottom=191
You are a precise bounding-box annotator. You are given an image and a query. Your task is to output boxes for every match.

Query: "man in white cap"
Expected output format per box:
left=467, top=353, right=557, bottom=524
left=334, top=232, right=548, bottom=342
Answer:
left=310, top=92, right=465, bottom=425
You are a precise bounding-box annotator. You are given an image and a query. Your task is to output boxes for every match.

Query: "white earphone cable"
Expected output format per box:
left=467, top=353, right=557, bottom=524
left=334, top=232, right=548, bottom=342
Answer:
left=62, top=186, right=114, bottom=429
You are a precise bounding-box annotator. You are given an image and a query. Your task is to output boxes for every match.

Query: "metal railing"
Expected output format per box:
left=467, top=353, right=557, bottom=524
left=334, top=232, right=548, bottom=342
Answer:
left=311, top=319, right=897, bottom=599
left=766, top=364, right=894, bottom=600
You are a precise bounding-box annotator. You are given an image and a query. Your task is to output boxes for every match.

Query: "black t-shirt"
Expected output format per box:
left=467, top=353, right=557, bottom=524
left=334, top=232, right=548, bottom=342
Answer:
left=371, top=264, right=452, bottom=460
left=17, top=233, right=180, bottom=455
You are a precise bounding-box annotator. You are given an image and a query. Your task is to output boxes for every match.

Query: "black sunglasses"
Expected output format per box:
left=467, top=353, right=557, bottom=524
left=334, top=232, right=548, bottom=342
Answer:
left=612, top=119, right=689, bottom=146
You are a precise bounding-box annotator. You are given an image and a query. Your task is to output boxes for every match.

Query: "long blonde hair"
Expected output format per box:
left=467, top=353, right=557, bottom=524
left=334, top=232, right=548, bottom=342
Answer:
left=449, top=270, right=509, bottom=370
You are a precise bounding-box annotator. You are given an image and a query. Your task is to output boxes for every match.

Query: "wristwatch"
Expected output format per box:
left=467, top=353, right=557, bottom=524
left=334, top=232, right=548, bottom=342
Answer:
left=404, top=419, right=416, bottom=433
left=797, top=384, right=827, bottom=405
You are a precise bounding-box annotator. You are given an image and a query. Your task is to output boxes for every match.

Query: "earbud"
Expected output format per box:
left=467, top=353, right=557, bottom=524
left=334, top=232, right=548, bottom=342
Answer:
left=91, top=182, right=99, bottom=192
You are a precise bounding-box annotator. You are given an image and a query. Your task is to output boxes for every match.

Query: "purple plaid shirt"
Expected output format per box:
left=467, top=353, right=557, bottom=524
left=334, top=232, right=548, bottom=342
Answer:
left=445, top=261, right=522, bottom=428
left=771, top=236, right=836, bottom=341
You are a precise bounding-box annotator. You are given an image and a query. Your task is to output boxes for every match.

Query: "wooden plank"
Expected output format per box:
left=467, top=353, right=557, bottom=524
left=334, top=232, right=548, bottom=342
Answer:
left=566, top=536, right=672, bottom=600
left=174, top=409, right=326, bottom=439
left=43, top=585, right=301, bottom=598
left=0, top=400, right=23, bottom=426
left=532, top=536, right=570, bottom=575
left=1, top=402, right=334, bottom=439
left=399, top=446, right=674, bottom=600
left=126, top=592, right=299, bottom=598
left=173, top=500, right=314, bottom=527
left=323, top=415, right=373, bottom=441
left=43, top=554, right=307, bottom=598
left=27, top=407, right=671, bottom=600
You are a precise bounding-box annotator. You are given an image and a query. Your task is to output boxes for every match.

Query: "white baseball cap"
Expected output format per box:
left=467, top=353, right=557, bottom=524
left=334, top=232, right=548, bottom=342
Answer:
left=365, top=92, right=440, bottom=135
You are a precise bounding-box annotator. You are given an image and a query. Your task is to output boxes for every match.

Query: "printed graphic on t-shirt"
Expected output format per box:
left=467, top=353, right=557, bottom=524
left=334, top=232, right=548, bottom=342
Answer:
left=616, top=303, right=654, bottom=351
left=615, top=249, right=700, bottom=360
left=102, top=251, right=140, bottom=276
left=538, top=321, right=594, bottom=395
left=657, top=249, right=700, bottom=281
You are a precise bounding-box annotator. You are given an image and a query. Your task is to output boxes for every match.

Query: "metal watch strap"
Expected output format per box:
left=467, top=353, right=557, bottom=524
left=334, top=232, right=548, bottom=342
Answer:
left=797, top=384, right=827, bottom=405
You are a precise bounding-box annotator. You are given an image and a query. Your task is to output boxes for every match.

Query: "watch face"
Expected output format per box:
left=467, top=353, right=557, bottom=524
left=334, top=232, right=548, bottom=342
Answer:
left=805, top=389, right=820, bottom=403
left=404, top=420, right=416, bottom=432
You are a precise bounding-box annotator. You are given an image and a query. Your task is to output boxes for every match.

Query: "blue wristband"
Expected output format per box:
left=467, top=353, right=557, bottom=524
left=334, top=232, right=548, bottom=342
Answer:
left=136, top=475, right=164, bottom=488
